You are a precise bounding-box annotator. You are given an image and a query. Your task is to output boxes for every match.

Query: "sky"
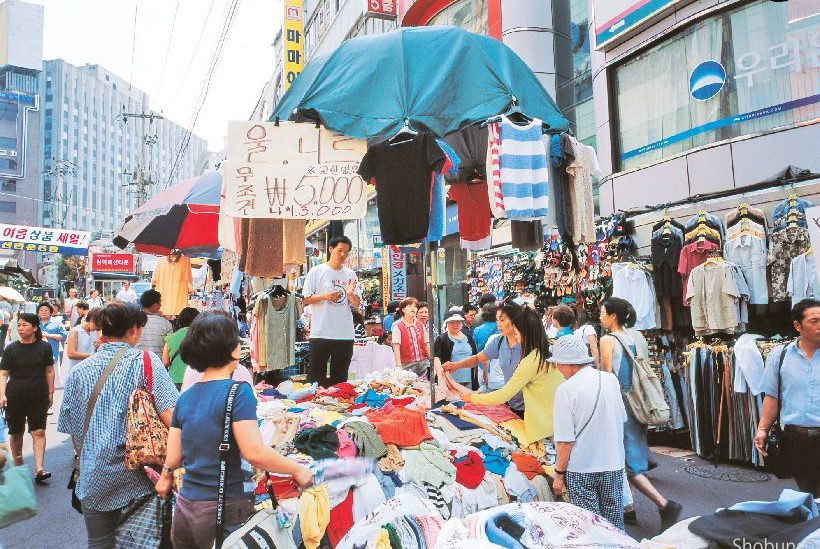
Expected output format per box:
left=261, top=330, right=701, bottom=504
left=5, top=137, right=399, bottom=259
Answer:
left=35, top=0, right=283, bottom=151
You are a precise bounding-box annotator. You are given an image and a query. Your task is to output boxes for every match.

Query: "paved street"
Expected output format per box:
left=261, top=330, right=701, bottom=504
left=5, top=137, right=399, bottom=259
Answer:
left=0, top=391, right=87, bottom=549
left=0, top=390, right=800, bottom=547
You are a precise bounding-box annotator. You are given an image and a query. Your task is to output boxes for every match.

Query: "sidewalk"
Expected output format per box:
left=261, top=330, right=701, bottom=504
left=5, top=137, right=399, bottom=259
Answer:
left=626, top=447, right=800, bottom=541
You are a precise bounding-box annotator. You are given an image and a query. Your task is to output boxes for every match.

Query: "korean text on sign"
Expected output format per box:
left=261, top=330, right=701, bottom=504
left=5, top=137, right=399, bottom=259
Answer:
left=223, top=121, right=368, bottom=220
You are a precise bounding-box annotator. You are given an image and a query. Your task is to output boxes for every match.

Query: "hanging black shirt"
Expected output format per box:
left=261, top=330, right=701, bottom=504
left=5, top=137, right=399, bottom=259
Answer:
left=651, top=232, right=682, bottom=297
left=358, top=133, right=446, bottom=245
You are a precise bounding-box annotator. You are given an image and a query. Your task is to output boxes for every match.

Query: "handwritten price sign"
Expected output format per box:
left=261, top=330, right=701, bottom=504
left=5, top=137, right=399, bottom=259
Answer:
left=223, top=121, right=368, bottom=220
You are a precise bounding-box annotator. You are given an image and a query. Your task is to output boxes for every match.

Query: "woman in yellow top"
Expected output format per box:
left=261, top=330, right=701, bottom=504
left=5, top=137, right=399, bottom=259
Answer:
left=452, top=301, right=564, bottom=445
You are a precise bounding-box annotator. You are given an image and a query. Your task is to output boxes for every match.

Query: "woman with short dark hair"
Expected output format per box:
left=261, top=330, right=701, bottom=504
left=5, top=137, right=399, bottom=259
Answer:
left=58, top=302, right=178, bottom=546
left=0, top=313, right=55, bottom=483
left=156, top=312, right=312, bottom=548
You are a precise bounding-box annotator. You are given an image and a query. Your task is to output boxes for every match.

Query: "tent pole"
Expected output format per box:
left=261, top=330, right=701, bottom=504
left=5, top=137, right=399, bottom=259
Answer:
left=427, top=242, right=438, bottom=409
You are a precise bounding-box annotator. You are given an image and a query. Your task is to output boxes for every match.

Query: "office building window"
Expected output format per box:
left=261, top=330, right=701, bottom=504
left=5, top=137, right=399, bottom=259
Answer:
left=614, top=0, right=820, bottom=171
left=0, top=201, right=16, bottom=213
left=1, top=180, right=17, bottom=192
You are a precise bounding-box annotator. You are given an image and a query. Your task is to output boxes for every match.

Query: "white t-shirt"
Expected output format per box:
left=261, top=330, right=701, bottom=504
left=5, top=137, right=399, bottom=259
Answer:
left=552, top=366, right=627, bottom=473
left=116, top=288, right=138, bottom=303
left=302, top=263, right=361, bottom=340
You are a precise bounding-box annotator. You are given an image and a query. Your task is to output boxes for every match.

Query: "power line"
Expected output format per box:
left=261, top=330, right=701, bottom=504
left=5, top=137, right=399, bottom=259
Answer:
left=168, top=0, right=218, bottom=109
left=155, top=0, right=181, bottom=102
left=165, top=0, right=241, bottom=187
left=129, top=2, right=139, bottom=86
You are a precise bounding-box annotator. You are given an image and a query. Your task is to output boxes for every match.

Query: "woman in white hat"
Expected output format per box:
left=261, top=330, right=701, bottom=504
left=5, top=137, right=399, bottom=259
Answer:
left=433, top=312, right=477, bottom=388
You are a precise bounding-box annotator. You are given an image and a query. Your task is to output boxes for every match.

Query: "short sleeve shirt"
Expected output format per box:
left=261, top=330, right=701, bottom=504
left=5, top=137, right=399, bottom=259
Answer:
left=482, top=334, right=524, bottom=411
left=303, top=263, right=361, bottom=340
left=358, top=133, right=446, bottom=244
left=553, top=366, right=626, bottom=473
left=759, top=342, right=820, bottom=427
left=58, top=343, right=178, bottom=512
left=0, top=340, right=54, bottom=395
left=172, top=380, right=257, bottom=501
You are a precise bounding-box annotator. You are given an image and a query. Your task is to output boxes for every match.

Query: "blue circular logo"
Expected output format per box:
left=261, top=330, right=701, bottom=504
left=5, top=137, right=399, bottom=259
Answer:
left=689, top=60, right=726, bottom=101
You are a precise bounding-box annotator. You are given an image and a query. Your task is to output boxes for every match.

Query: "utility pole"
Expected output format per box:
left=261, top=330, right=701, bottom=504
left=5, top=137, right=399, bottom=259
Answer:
left=117, top=111, right=163, bottom=207
left=43, top=156, right=78, bottom=229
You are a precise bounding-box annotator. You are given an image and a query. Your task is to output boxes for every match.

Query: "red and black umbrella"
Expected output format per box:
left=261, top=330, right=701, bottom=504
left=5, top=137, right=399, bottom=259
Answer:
left=113, top=171, right=222, bottom=258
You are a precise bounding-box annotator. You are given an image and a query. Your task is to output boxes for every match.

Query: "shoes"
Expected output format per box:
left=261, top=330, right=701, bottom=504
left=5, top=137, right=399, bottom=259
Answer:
left=624, top=510, right=638, bottom=525
left=34, top=469, right=51, bottom=484
left=648, top=460, right=658, bottom=471
left=659, top=500, right=683, bottom=532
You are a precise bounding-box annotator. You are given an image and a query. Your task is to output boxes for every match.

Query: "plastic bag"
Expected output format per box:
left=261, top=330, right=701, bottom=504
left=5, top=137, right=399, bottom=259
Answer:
left=0, top=453, right=38, bottom=529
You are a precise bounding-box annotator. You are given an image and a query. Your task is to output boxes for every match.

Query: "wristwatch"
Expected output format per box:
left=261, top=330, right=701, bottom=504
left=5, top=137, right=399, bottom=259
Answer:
left=162, top=464, right=175, bottom=474
left=555, top=469, right=566, bottom=476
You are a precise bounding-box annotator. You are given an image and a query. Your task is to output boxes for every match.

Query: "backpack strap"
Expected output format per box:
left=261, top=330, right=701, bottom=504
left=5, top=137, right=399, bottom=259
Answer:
left=215, top=382, right=241, bottom=549
left=611, top=333, right=637, bottom=364
left=575, top=369, right=602, bottom=438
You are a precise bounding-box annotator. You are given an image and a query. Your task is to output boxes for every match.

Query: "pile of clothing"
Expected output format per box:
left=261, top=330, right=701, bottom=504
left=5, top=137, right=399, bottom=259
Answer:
left=642, top=489, right=820, bottom=549
left=251, top=368, right=560, bottom=549
left=337, top=496, right=639, bottom=549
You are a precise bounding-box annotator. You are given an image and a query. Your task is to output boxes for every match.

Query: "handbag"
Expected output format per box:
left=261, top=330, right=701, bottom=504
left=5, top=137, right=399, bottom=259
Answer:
left=765, top=343, right=791, bottom=479
left=124, top=350, right=169, bottom=471
left=0, top=452, right=38, bottom=528
left=612, top=334, right=670, bottom=426
left=68, top=347, right=128, bottom=514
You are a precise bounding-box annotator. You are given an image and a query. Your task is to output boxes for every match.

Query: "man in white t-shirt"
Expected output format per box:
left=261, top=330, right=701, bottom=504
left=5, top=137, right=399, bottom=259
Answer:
left=302, top=236, right=362, bottom=387
left=116, top=281, right=138, bottom=304
left=550, top=335, right=627, bottom=531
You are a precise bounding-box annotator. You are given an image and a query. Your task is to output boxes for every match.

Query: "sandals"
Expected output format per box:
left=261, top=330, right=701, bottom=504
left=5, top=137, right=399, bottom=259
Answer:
left=35, top=469, right=51, bottom=484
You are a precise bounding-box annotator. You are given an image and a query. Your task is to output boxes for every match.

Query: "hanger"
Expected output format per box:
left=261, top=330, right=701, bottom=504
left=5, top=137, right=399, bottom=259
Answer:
left=389, top=118, right=418, bottom=146
left=482, top=96, right=534, bottom=128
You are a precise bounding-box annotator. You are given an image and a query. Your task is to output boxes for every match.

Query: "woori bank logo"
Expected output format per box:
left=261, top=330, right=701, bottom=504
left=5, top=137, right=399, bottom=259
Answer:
left=689, top=60, right=726, bottom=101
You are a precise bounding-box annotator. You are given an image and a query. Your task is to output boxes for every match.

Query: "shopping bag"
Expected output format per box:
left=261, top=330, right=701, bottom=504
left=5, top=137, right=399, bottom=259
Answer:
left=124, top=351, right=168, bottom=471
left=0, top=453, right=38, bottom=529
left=115, top=494, right=163, bottom=549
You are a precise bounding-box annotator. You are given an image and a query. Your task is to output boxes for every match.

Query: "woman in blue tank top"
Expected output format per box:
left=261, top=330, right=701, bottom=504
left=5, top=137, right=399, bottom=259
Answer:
left=600, top=297, right=682, bottom=532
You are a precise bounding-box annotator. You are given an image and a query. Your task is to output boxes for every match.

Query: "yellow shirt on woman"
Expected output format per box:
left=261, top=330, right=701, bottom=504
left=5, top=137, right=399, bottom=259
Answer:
left=472, top=349, right=564, bottom=444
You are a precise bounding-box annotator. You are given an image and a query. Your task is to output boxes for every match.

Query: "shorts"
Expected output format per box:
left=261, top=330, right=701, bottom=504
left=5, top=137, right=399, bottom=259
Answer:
left=5, top=392, right=49, bottom=435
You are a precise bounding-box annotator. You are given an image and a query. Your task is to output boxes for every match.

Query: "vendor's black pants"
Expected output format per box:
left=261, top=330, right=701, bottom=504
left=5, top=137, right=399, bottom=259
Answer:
left=784, top=427, right=820, bottom=496
left=307, top=338, right=354, bottom=388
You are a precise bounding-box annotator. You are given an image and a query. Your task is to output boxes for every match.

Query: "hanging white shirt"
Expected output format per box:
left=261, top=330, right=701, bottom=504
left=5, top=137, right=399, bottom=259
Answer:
left=611, top=263, right=657, bottom=330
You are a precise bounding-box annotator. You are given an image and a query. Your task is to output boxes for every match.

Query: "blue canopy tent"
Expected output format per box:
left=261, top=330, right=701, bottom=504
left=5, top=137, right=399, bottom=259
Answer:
left=270, top=27, right=568, bottom=400
left=271, top=25, right=569, bottom=138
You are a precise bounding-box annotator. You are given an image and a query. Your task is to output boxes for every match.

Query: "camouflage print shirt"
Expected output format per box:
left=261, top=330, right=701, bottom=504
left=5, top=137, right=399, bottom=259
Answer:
left=768, top=226, right=810, bottom=303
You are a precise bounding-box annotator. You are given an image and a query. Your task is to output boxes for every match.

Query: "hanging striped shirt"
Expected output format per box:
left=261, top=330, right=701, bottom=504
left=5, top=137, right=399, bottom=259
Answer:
left=498, top=116, right=549, bottom=219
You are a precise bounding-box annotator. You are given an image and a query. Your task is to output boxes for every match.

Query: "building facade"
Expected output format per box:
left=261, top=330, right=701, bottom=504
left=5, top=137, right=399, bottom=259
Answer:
left=40, top=59, right=207, bottom=232
left=592, top=0, right=819, bottom=216
left=0, top=0, right=43, bottom=230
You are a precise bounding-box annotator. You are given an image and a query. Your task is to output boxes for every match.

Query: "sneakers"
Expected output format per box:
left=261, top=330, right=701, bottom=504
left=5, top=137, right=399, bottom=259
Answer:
left=659, top=500, right=683, bottom=532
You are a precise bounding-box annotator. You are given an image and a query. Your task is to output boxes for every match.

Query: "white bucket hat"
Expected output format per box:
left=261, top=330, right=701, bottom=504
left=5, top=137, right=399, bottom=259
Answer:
left=547, top=334, right=594, bottom=365
left=442, top=313, right=465, bottom=332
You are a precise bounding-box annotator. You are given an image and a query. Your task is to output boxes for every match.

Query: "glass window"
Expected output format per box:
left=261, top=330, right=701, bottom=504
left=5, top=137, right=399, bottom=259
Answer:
left=0, top=201, right=16, bottom=213
left=615, top=0, right=820, bottom=171
left=426, top=0, right=488, bottom=35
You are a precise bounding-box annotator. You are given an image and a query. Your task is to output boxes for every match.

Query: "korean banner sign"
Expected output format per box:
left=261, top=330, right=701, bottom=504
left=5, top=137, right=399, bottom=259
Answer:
left=389, top=246, right=406, bottom=302
left=365, top=0, right=396, bottom=19
left=223, top=121, right=368, bottom=220
left=0, top=224, right=90, bottom=255
left=91, top=253, right=135, bottom=274
left=283, top=0, right=304, bottom=91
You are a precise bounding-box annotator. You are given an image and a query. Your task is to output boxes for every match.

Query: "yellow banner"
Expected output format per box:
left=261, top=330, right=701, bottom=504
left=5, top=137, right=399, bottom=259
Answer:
left=283, top=0, right=304, bottom=91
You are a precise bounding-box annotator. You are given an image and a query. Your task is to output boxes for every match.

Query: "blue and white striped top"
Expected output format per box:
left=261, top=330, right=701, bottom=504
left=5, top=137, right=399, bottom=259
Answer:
left=499, top=116, right=549, bottom=219
left=58, top=342, right=178, bottom=512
